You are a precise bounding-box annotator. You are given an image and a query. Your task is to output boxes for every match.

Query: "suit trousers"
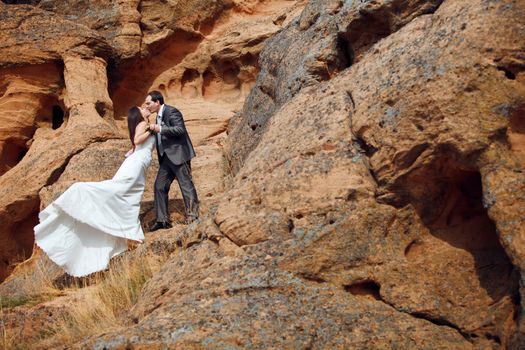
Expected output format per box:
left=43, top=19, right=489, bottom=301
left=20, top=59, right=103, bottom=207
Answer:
left=154, top=155, right=199, bottom=223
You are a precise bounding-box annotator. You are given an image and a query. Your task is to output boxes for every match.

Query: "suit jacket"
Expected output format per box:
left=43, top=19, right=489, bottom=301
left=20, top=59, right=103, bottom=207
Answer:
left=156, top=104, right=196, bottom=165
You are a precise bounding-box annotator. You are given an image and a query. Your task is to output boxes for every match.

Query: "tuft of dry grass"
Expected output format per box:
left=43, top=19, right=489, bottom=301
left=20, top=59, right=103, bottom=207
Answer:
left=0, top=254, right=64, bottom=350
left=0, top=294, right=51, bottom=309
left=1, top=314, right=15, bottom=350
left=1, top=249, right=168, bottom=349
left=3, top=252, right=65, bottom=303
left=40, top=251, right=165, bottom=346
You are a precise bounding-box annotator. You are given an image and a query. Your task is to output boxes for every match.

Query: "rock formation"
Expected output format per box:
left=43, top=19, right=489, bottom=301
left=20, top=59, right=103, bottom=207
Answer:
left=0, top=2, right=118, bottom=281
left=0, top=0, right=299, bottom=281
left=0, top=0, right=523, bottom=349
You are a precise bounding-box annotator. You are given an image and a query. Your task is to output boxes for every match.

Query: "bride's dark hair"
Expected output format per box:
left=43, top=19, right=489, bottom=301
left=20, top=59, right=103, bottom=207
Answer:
left=127, top=107, right=143, bottom=146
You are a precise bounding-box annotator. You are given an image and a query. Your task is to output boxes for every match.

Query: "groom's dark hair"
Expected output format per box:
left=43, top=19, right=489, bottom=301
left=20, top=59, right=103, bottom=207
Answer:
left=148, top=90, right=164, bottom=105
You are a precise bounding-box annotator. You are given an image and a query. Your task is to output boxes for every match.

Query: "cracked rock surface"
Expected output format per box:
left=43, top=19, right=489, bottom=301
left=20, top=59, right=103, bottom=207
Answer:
left=86, top=0, right=524, bottom=348
left=0, top=0, right=524, bottom=349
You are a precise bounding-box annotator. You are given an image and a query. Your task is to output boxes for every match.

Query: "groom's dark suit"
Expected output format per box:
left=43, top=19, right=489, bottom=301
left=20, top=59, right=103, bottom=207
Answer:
left=154, top=104, right=199, bottom=223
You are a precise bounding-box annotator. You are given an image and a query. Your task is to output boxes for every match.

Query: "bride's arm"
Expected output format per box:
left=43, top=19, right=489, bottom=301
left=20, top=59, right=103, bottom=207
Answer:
left=134, top=121, right=151, bottom=145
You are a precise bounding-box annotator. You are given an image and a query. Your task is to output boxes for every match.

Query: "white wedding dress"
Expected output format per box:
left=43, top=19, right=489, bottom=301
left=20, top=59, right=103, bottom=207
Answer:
left=34, top=136, right=155, bottom=277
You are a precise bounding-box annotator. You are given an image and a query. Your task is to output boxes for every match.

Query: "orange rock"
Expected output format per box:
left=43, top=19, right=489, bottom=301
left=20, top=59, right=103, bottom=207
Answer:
left=1, top=0, right=524, bottom=348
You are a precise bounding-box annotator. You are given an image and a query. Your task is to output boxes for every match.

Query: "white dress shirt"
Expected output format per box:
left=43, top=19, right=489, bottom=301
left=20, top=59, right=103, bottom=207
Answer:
left=156, top=104, right=165, bottom=155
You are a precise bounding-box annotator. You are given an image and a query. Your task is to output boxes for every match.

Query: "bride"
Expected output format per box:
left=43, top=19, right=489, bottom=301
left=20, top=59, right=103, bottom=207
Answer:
left=34, top=106, right=155, bottom=277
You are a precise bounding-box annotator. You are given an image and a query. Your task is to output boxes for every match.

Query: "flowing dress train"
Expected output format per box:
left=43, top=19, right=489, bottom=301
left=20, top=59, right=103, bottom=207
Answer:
left=34, top=136, right=155, bottom=277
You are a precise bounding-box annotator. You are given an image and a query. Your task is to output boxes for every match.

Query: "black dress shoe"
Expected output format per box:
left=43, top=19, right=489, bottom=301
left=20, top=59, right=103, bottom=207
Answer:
left=149, top=222, right=172, bottom=232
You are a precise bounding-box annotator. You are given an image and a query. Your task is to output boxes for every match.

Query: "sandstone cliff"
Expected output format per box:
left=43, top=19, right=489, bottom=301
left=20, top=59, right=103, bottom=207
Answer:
left=0, top=0, right=524, bottom=349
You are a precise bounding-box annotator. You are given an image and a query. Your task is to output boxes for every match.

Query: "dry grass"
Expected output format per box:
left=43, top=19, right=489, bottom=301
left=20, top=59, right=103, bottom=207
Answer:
left=44, top=252, right=164, bottom=345
left=3, top=252, right=64, bottom=303
left=4, top=251, right=167, bottom=349
left=0, top=255, right=64, bottom=350
left=1, top=313, right=16, bottom=350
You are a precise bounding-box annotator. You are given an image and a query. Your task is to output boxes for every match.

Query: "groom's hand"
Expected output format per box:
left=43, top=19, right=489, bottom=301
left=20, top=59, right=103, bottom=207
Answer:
left=148, top=124, right=160, bottom=133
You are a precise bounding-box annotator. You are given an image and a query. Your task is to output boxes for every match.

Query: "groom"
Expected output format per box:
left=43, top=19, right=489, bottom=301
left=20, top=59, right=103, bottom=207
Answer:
left=145, top=91, right=199, bottom=231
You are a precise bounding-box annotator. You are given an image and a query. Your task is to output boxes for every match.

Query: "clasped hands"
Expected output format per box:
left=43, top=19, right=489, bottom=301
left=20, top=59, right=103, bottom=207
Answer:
left=147, top=124, right=161, bottom=134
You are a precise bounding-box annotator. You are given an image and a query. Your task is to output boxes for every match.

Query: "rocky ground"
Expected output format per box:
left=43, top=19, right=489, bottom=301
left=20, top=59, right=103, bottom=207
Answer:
left=0, top=0, right=524, bottom=349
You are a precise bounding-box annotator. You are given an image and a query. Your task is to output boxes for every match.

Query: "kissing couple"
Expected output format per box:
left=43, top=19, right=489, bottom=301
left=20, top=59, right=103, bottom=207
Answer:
left=34, top=91, right=199, bottom=277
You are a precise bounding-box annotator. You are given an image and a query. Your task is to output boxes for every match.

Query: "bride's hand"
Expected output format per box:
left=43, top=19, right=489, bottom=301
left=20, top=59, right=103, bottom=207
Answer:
left=145, top=124, right=155, bottom=135
left=125, top=147, right=135, bottom=158
left=149, top=124, right=160, bottom=133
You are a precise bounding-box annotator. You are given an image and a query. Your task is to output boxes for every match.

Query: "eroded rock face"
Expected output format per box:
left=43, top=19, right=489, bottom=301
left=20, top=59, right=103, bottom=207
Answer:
left=0, top=2, right=114, bottom=179
left=91, top=0, right=522, bottom=348
left=109, top=0, right=305, bottom=131
left=0, top=63, right=63, bottom=177
left=0, top=0, right=280, bottom=282
left=29, top=0, right=141, bottom=59
left=0, top=55, right=118, bottom=281
left=1, top=0, right=523, bottom=348
left=344, top=1, right=525, bottom=344
left=89, top=240, right=473, bottom=350
left=0, top=3, right=121, bottom=280
left=0, top=3, right=111, bottom=66
left=225, top=0, right=445, bottom=174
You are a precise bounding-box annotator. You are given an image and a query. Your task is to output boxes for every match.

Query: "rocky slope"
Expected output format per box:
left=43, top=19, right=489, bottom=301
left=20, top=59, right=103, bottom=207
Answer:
left=0, top=0, right=302, bottom=281
left=0, top=0, right=524, bottom=349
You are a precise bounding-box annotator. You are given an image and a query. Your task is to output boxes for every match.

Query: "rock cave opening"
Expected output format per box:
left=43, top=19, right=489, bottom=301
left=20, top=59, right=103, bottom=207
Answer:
left=52, top=105, right=64, bottom=129
left=202, top=61, right=242, bottom=101
left=240, top=52, right=258, bottom=67
left=496, top=65, right=517, bottom=81
left=336, top=34, right=354, bottom=68
left=1, top=138, right=28, bottom=173
left=508, top=105, right=525, bottom=154
left=95, top=101, right=111, bottom=121
left=222, top=64, right=241, bottom=86
left=181, top=68, right=201, bottom=98
left=432, top=169, right=514, bottom=292
left=0, top=201, right=40, bottom=283
left=344, top=280, right=381, bottom=301
left=399, top=160, right=520, bottom=336
left=11, top=209, right=39, bottom=261
left=340, top=14, right=391, bottom=64
left=35, top=95, right=67, bottom=130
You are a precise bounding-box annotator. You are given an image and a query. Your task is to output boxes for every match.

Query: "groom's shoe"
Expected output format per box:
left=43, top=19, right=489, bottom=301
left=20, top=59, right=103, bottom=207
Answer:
left=149, top=221, right=172, bottom=232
